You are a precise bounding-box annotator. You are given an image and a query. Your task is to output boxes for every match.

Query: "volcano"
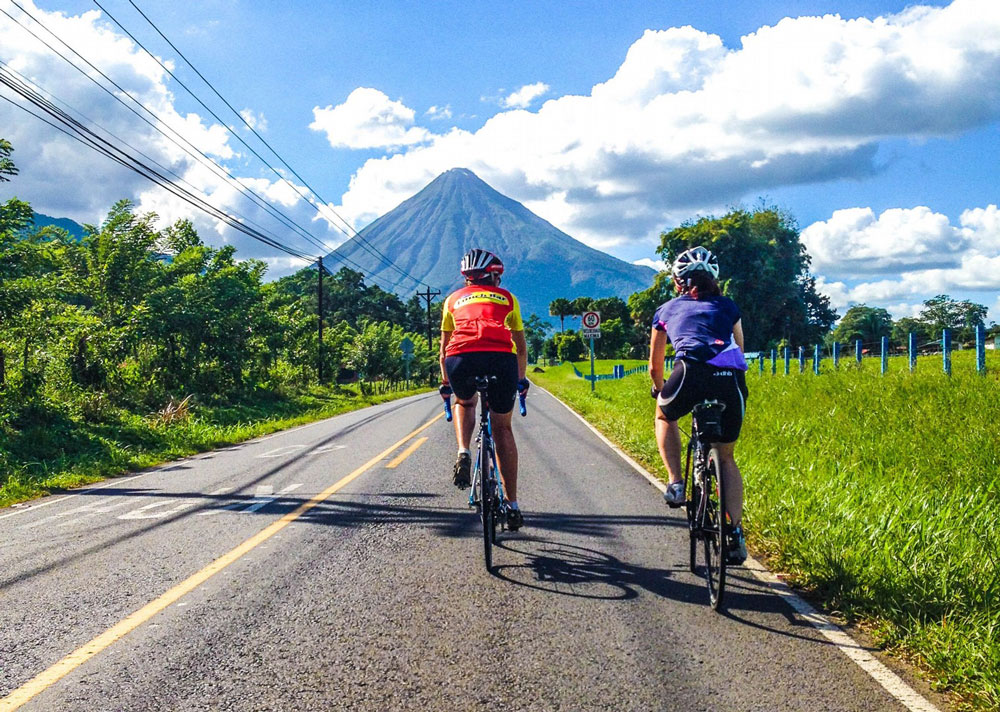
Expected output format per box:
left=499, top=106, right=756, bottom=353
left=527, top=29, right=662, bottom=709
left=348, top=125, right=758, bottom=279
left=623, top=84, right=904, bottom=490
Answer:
left=325, top=168, right=657, bottom=320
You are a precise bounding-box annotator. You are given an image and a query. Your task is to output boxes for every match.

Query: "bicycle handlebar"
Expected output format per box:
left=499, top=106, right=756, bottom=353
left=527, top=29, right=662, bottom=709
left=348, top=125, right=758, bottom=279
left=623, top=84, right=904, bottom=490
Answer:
left=443, top=396, right=453, bottom=422
left=518, top=390, right=527, bottom=417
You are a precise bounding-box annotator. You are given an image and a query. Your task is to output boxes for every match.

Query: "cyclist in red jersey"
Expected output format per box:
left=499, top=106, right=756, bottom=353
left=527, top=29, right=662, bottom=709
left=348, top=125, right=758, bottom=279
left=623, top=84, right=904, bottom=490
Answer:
left=439, top=249, right=529, bottom=530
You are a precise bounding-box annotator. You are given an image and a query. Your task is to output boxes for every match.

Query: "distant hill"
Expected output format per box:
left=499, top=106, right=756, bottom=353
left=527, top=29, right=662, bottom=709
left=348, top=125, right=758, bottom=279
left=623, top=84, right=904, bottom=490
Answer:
left=32, top=212, right=85, bottom=240
left=325, top=168, right=656, bottom=321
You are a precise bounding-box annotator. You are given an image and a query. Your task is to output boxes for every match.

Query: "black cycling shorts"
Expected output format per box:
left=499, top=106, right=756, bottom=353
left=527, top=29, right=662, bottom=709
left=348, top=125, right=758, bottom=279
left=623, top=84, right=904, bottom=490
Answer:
left=657, top=359, right=748, bottom=443
left=444, top=351, right=518, bottom=414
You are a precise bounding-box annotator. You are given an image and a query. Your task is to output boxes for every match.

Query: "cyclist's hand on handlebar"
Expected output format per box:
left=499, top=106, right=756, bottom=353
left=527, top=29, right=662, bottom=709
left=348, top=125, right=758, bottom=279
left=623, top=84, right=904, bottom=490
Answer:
left=517, top=378, right=530, bottom=394
left=439, top=383, right=453, bottom=399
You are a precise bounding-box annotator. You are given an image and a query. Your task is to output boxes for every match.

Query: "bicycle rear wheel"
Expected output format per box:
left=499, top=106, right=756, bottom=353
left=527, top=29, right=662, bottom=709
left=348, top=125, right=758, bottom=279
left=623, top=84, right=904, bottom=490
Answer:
left=480, top=441, right=494, bottom=571
left=702, top=447, right=726, bottom=610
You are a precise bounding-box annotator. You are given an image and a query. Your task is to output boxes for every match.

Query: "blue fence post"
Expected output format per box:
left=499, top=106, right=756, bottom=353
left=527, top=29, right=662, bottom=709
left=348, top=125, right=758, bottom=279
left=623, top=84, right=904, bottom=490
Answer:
left=770, top=349, right=776, bottom=375
left=855, top=339, right=862, bottom=364
left=833, top=342, right=840, bottom=369
left=976, top=325, right=986, bottom=374
left=908, top=332, right=916, bottom=373
left=813, top=344, right=820, bottom=375
left=798, top=346, right=805, bottom=373
left=881, top=336, right=889, bottom=375
left=783, top=347, right=790, bottom=375
left=942, top=329, right=952, bottom=376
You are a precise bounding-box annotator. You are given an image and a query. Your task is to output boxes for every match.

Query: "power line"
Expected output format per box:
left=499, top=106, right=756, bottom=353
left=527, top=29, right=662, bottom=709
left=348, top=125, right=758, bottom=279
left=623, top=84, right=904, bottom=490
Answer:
left=0, top=2, right=329, bottom=259
left=0, top=70, right=315, bottom=261
left=0, top=3, right=408, bottom=291
left=113, top=0, right=431, bottom=290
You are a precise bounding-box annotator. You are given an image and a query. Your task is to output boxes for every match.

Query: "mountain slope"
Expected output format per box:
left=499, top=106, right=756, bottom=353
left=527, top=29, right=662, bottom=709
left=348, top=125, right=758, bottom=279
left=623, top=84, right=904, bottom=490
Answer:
left=32, top=212, right=85, bottom=240
left=325, top=169, right=656, bottom=320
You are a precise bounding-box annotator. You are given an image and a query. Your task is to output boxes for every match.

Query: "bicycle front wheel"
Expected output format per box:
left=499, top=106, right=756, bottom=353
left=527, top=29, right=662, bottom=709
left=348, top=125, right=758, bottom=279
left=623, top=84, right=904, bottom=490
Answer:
left=480, top=442, right=494, bottom=571
left=685, top=442, right=699, bottom=574
left=702, top=447, right=726, bottom=610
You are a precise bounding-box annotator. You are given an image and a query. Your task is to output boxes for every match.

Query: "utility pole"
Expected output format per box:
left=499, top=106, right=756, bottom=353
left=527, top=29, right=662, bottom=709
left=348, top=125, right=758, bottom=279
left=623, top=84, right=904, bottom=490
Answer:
left=317, top=256, right=324, bottom=384
left=417, top=286, right=441, bottom=350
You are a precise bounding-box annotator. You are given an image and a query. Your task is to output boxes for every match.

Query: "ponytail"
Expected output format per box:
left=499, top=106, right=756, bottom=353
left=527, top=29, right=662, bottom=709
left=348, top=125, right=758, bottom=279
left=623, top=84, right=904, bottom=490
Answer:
left=684, top=270, right=721, bottom=299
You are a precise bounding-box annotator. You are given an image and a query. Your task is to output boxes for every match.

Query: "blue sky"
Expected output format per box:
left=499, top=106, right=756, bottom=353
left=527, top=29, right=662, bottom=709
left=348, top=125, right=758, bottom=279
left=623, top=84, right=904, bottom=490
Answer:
left=1, top=0, right=998, bottom=320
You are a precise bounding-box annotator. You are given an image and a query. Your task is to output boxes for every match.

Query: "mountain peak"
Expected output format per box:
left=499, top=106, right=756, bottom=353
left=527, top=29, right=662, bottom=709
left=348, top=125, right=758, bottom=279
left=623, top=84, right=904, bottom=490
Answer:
left=327, top=171, right=655, bottom=319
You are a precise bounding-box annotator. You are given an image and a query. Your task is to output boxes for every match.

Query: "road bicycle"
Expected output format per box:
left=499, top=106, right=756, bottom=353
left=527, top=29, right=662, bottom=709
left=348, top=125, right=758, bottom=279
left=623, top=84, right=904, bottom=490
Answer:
left=684, top=399, right=729, bottom=610
left=444, top=377, right=526, bottom=571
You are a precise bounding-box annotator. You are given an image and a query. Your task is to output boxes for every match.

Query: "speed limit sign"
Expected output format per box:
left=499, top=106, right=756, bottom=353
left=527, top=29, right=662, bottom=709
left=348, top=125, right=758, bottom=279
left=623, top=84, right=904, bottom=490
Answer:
left=581, top=311, right=601, bottom=329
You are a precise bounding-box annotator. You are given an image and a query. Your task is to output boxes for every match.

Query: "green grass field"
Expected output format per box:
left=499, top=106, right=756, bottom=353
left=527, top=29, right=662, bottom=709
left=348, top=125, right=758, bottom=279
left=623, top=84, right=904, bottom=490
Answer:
left=0, top=385, right=429, bottom=509
left=533, top=351, right=1000, bottom=710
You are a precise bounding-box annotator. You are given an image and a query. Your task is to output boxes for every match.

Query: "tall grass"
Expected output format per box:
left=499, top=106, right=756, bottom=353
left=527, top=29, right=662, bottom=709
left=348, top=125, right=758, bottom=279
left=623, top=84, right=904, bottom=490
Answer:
left=0, top=384, right=429, bottom=508
left=533, top=352, right=1000, bottom=710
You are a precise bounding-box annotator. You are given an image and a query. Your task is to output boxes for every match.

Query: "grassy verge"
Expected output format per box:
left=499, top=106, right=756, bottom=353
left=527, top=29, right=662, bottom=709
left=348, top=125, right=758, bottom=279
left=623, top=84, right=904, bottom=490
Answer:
left=0, top=384, right=430, bottom=509
left=533, top=353, right=1000, bottom=710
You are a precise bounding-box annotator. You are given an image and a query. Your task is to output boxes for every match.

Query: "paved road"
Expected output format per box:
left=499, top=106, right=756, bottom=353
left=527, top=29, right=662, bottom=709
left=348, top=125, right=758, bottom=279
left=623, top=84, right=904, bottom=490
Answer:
left=0, top=389, right=922, bottom=711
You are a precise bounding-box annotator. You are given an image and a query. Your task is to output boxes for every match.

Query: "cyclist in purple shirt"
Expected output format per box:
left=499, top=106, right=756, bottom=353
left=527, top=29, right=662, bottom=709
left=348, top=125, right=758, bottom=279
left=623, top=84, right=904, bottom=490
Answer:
left=649, top=246, right=749, bottom=564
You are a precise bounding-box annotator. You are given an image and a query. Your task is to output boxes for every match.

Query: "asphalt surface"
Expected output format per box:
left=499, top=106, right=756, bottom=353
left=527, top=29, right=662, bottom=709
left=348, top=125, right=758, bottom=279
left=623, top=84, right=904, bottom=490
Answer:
left=0, top=389, right=917, bottom=711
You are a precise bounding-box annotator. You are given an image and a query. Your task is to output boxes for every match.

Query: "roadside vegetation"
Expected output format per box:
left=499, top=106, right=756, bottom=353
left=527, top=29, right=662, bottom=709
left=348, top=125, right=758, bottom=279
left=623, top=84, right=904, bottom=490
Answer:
left=533, top=353, right=1000, bottom=710
left=1, top=139, right=434, bottom=507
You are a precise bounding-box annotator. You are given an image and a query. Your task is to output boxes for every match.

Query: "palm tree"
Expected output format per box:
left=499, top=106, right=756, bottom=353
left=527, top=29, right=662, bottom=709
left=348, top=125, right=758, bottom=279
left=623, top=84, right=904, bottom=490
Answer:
left=549, top=298, right=572, bottom=333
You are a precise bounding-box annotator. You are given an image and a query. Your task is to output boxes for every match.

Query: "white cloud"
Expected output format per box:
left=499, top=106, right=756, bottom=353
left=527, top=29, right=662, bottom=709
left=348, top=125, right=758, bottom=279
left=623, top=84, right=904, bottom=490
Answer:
left=239, top=108, right=268, bottom=132
left=633, top=257, right=668, bottom=272
left=327, top=0, right=1000, bottom=251
left=801, top=206, right=966, bottom=275
left=425, top=105, right=452, bottom=121
left=808, top=204, right=1000, bottom=320
left=0, top=1, right=351, bottom=276
left=502, top=82, right=550, bottom=109
left=309, top=88, right=430, bottom=150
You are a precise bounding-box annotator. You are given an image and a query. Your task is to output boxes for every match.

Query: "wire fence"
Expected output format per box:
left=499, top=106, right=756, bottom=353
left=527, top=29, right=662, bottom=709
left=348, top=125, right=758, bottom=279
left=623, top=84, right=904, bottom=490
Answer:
left=746, top=326, right=994, bottom=377
left=571, top=363, right=649, bottom=382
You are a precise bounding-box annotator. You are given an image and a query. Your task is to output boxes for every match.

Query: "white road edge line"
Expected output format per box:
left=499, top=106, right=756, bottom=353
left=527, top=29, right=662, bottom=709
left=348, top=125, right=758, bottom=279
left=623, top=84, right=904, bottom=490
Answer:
left=536, top=385, right=940, bottom=712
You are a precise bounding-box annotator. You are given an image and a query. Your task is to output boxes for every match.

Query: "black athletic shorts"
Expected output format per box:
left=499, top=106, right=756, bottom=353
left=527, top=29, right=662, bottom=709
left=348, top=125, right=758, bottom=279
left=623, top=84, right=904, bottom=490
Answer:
left=657, top=359, right=748, bottom=443
left=444, top=351, right=518, bottom=414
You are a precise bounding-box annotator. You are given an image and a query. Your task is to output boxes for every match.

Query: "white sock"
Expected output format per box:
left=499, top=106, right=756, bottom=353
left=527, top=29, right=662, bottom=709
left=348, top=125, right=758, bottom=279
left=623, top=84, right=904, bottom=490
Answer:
left=458, top=448, right=471, bottom=456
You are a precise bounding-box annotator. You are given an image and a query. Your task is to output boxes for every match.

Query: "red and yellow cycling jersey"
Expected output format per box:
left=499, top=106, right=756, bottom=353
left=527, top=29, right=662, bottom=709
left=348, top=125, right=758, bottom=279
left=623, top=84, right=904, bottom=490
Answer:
left=441, top=285, right=524, bottom=356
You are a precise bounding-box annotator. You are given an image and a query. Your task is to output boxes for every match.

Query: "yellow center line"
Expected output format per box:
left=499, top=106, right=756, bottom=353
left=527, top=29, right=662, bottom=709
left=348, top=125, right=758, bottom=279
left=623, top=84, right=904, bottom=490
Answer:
left=0, top=412, right=444, bottom=712
left=385, top=437, right=428, bottom=469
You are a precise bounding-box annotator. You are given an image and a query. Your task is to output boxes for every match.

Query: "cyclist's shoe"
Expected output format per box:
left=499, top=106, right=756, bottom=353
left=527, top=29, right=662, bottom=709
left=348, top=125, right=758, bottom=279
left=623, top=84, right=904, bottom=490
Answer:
left=663, top=481, right=686, bottom=508
left=452, top=453, right=471, bottom=488
left=726, top=526, right=748, bottom=565
left=506, top=506, right=524, bottom=531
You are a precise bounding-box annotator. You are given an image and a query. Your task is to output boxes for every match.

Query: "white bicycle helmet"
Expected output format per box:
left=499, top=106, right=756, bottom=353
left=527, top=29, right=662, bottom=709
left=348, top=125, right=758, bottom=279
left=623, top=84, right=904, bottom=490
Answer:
left=671, top=246, right=719, bottom=280
left=460, top=248, right=504, bottom=278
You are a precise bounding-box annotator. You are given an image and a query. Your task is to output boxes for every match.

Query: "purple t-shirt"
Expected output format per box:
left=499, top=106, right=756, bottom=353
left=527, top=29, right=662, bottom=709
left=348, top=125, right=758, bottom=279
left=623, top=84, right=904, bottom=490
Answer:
left=652, top=295, right=748, bottom=371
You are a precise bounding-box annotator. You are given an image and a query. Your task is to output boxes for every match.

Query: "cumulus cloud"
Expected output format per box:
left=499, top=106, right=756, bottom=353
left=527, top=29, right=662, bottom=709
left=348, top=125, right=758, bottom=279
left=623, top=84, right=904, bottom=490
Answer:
left=329, top=0, right=1000, bottom=250
left=425, top=105, right=452, bottom=121
left=309, top=88, right=430, bottom=150
left=238, top=108, right=267, bottom=132
left=0, top=1, right=344, bottom=275
left=633, top=257, right=668, bottom=272
left=806, top=204, right=1000, bottom=318
left=502, top=82, right=550, bottom=109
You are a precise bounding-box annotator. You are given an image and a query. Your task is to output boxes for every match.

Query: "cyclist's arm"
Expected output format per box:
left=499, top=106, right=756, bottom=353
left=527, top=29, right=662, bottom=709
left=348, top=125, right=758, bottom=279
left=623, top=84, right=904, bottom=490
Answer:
left=439, top=331, right=451, bottom=384
left=649, top=327, right=667, bottom=390
left=511, top=330, right=528, bottom=381
left=733, top=319, right=745, bottom=350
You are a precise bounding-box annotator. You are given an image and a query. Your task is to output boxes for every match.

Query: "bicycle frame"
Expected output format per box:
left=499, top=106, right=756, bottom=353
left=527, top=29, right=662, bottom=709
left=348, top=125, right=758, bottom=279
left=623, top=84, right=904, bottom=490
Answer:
left=468, top=403, right=505, bottom=511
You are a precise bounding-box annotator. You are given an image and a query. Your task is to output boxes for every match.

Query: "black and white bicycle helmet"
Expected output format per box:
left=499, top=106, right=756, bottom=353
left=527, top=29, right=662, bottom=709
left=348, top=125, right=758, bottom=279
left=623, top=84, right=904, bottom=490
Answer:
left=671, top=246, right=719, bottom=280
left=460, top=248, right=504, bottom=278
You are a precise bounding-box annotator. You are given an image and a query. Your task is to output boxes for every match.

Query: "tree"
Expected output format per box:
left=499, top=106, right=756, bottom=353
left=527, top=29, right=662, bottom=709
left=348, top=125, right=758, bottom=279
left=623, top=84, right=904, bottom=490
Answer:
left=548, top=298, right=572, bottom=332
left=918, top=294, right=988, bottom=343
left=553, top=331, right=585, bottom=362
left=891, top=317, right=931, bottom=348
left=522, top=313, right=549, bottom=363
left=657, top=207, right=837, bottom=349
left=0, top=138, right=17, bottom=182
left=830, top=304, right=893, bottom=347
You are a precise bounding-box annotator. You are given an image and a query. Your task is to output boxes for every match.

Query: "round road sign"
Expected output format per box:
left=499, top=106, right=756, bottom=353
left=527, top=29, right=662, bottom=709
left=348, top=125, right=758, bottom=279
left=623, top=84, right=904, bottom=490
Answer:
left=582, top=311, right=601, bottom=329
